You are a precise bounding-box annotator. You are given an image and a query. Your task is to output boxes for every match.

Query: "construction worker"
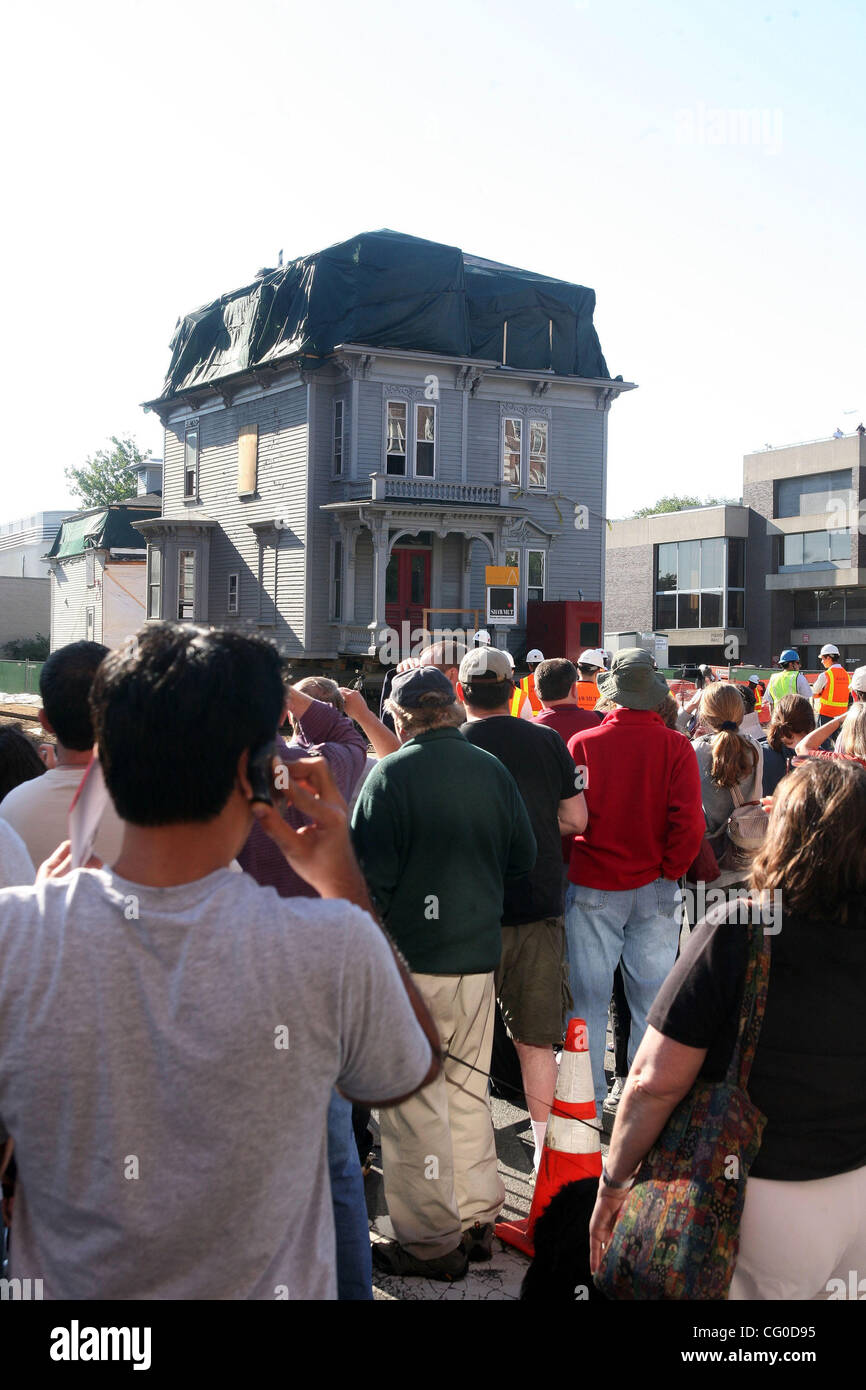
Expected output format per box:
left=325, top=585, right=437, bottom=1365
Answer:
left=501, top=650, right=533, bottom=720
left=517, top=649, right=545, bottom=717
left=764, top=649, right=813, bottom=710
left=575, top=649, right=607, bottom=712
left=747, top=674, right=764, bottom=711
left=812, top=644, right=851, bottom=725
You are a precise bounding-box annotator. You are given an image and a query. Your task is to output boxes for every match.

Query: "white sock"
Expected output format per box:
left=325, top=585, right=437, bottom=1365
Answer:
left=531, top=1119, right=547, bottom=1168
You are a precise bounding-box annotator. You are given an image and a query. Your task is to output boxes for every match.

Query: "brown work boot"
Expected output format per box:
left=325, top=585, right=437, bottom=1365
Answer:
left=371, top=1239, right=468, bottom=1282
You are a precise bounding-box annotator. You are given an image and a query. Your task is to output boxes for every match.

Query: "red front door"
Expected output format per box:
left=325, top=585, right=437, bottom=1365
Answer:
left=386, top=548, right=431, bottom=630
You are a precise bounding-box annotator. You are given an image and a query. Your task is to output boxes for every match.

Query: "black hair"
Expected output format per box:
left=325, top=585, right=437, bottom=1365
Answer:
left=461, top=678, right=513, bottom=712
left=0, top=725, right=46, bottom=802
left=90, top=624, right=286, bottom=825
left=535, top=658, right=577, bottom=703
left=39, top=640, right=110, bottom=750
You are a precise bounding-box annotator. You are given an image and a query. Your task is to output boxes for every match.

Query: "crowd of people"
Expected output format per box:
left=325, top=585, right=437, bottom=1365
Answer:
left=0, top=628, right=863, bottom=1301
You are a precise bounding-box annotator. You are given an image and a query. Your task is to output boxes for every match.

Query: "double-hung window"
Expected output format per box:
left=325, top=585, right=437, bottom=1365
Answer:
left=183, top=421, right=199, bottom=499
left=178, top=549, right=196, bottom=621
left=333, top=401, right=344, bottom=476
left=147, top=547, right=161, bottom=619
left=526, top=550, right=546, bottom=602
left=385, top=400, right=436, bottom=476
left=227, top=573, right=239, bottom=615
left=502, top=417, right=548, bottom=489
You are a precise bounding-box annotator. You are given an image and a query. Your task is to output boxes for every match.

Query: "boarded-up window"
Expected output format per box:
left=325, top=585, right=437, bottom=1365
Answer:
left=85, top=549, right=95, bottom=588
left=238, top=423, right=258, bottom=496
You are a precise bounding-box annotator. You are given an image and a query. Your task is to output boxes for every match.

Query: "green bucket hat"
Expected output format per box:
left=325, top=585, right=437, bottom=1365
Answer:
left=596, top=648, right=670, bottom=711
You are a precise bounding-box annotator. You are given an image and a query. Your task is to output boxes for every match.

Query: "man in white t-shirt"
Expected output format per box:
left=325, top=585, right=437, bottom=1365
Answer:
left=0, top=641, right=124, bottom=867
left=0, top=623, right=438, bottom=1300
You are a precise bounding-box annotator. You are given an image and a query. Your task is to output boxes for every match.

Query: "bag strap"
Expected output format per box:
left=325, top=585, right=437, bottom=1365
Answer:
left=724, top=917, right=771, bottom=1092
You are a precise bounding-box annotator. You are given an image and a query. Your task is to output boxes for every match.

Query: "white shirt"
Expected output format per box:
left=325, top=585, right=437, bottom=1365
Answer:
left=0, top=766, right=125, bottom=870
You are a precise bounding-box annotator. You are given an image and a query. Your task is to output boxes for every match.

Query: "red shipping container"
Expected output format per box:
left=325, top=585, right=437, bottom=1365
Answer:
left=525, top=600, right=603, bottom=663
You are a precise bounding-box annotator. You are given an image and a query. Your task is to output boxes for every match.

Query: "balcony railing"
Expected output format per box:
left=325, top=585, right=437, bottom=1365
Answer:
left=368, top=474, right=511, bottom=507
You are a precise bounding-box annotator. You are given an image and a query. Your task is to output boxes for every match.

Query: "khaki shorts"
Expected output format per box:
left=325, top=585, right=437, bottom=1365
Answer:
left=495, top=918, right=573, bottom=1047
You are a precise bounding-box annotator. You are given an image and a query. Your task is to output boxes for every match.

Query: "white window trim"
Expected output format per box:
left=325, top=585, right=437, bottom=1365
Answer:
left=384, top=399, right=437, bottom=478
left=413, top=401, right=437, bottom=479
left=85, top=549, right=95, bottom=588
left=525, top=547, right=547, bottom=604
left=502, top=416, right=522, bottom=488
left=177, top=547, right=197, bottom=622
left=227, top=572, right=239, bottom=615
left=332, top=399, right=345, bottom=478
left=183, top=421, right=200, bottom=502
left=146, top=547, right=162, bottom=620
left=501, top=417, right=550, bottom=492
left=527, top=417, right=549, bottom=493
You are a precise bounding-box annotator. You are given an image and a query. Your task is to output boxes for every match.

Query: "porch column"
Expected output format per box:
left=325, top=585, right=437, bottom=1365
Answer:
left=369, top=515, right=390, bottom=646
left=460, top=535, right=472, bottom=620
left=342, top=522, right=361, bottom=625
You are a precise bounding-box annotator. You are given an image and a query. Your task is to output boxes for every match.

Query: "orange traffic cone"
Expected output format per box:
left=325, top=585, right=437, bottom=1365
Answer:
left=495, top=1017, right=602, bottom=1257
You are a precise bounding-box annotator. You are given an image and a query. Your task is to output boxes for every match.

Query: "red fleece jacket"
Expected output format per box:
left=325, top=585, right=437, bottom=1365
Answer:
left=567, top=708, right=704, bottom=890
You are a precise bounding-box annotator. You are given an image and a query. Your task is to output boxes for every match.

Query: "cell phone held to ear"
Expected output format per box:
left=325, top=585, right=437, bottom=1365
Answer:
left=247, top=741, right=282, bottom=807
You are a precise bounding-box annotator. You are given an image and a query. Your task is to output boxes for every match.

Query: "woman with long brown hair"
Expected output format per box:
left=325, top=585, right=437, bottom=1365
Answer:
left=691, top=682, right=763, bottom=886
left=758, top=693, right=815, bottom=795
left=590, top=758, right=866, bottom=1299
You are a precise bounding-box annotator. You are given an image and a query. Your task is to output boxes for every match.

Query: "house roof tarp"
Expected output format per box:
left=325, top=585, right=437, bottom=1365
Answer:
left=47, top=507, right=159, bottom=559
left=156, top=230, right=613, bottom=401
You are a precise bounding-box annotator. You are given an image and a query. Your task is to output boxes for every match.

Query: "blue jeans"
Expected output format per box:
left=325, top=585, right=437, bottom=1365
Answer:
left=564, top=878, right=682, bottom=1112
left=327, top=1090, right=373, bottom=1301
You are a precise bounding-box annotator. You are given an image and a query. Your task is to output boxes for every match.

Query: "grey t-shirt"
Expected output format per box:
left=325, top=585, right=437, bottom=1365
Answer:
left=0, top=866, right=431, bottom=1300
left=0, top=819, right=34, bottom=889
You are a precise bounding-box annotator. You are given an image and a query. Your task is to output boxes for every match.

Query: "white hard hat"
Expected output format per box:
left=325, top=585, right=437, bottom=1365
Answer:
left=851, top=666, right=866, bottom=694
left=819, top=644, right=840, bottom=658
left=501, top=649, right=515, bottom=669
left=526, top=648, right=544, bottom=663
left=473, top=629, right=491, bottom=646
left=578, top=648, right=606, bottom=669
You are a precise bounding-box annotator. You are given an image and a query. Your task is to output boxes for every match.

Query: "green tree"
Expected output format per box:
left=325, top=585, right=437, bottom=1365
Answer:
left=632, top=493, right=736, bottom=518
left=65, top=435, right=147, bottom=508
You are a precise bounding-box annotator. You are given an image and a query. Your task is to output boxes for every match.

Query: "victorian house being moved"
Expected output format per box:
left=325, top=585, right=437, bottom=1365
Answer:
left=139, top=230, right=633, bottom=667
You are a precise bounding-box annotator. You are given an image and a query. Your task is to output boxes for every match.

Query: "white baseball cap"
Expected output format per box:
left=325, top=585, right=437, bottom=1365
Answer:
left=578, top=649, right=606, bottom=669
left=526, top=648, right=544, bottom=663
left=819, top=644, right=840, bottom=658
left=851, top=666, right=866, bottom=693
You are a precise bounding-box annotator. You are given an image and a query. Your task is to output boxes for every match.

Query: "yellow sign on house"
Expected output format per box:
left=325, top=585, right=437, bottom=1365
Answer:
left=485, top=565, right=519, bottom=587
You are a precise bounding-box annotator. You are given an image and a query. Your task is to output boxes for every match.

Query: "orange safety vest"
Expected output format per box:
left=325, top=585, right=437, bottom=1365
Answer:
left=509, top=687, right=526, bottom=717
left=519, top=673, right=543, bottom=714
left=576, top=679, right=599, bottom=711
left=752, top=684, right=763, bottom=711
left=818, top=665, right=850, bottom=717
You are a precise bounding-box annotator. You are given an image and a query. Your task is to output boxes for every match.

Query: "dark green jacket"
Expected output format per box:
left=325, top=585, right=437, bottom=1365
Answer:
left=351, top=727, right=537, bottom=974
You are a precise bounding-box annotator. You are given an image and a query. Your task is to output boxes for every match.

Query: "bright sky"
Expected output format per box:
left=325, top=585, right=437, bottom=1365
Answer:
left=2, top=0, right=863, bottom=522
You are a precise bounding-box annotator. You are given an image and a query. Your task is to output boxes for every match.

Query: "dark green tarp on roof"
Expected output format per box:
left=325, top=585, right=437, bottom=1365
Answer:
left=157, top=230, right=613, bottom=401
left=47, top=506, right=159, bottom=560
